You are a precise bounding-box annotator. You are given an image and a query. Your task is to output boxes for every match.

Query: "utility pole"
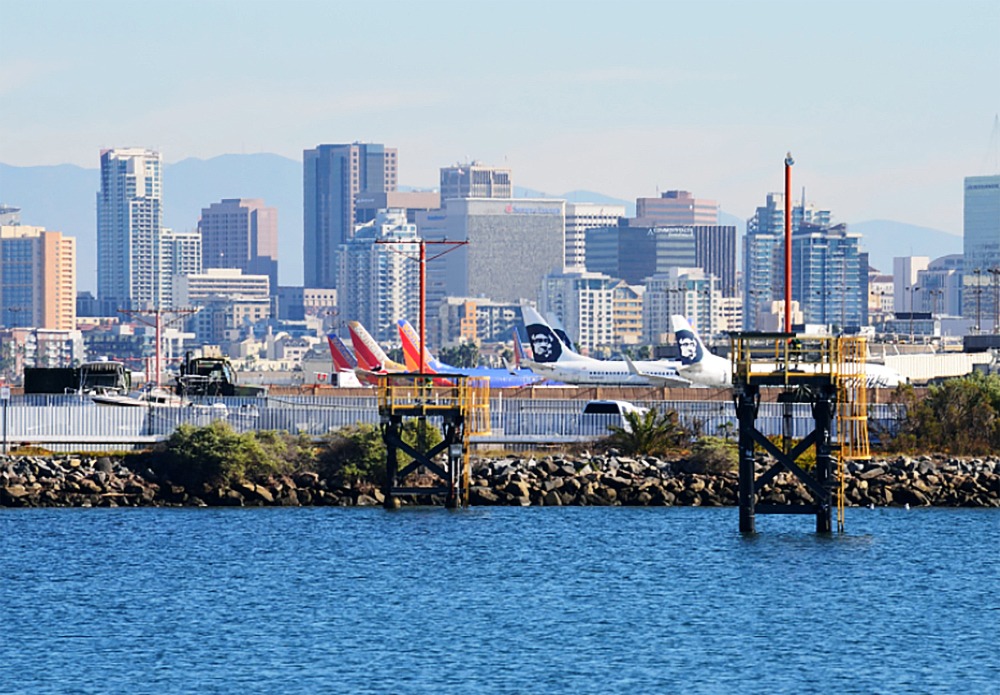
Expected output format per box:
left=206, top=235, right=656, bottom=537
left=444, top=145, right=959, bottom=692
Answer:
left=784, top=152, right=794, bottom=333
left=375, top=239, right=468, bottom=373
left=119, top=307, right=199, bottom=387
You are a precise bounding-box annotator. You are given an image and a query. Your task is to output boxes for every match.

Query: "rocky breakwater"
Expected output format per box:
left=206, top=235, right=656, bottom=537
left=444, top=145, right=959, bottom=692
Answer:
left=0, top=456, right=383, bottom=508
left=468, top=453, right=1000, bottom=508
left=1, top=453, right=998, bottom=508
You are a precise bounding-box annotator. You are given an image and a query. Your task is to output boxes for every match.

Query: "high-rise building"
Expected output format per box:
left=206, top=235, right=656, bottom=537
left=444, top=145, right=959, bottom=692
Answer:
left=303, top=143, right=397, bottom=288
left=540, top=270, right=618, bottom=354
left=564, top=202, right=625, bottom=270
left=97, top=148, right=163, bottom=313
left=792, top=223, right=864, bottom=329
left=161, top=230, right=203, bottom=309
left=419, top=198, right=565, bottom=308
left=962, top=175, right=1000, bottom=326
left=0, top=224, right=76, bottom=331
left=440, top=162, right=512, bottom=200
left=633, top=190, right=718, bottom=227
left=199, top=198, right=278, bottom=292
left=693, top=226, right=738, bottom=297
left=337, top=209, right=420, bottom=343
left=643, top=268, right=721, bottom=343
left=743, top=192, right=832, bottom=329
left=585, top=225, right=696, bottom=285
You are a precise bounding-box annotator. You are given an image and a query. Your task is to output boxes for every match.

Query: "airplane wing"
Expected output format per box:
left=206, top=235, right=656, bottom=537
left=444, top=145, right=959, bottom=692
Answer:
left=623, top=355, right=691, bottom=388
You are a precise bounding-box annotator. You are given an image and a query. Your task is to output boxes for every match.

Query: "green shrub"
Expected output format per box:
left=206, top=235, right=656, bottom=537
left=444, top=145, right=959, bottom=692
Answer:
left=146, top=421, right=304, bottom=488
left=316, top=420, right=444, bottom=486
left=604, top=408, right=687, bottom=457
left=885, top=374, right=1000, bottom=455
left=688, top=436, right=738, bottom=473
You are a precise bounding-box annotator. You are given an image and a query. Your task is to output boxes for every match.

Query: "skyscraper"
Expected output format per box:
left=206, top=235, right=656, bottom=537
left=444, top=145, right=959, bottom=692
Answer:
left=633, top=190, right=718, bottom=227
left=199, top=198, right=278, bottom=293
left=0, top=224, right=76, bottom=330
left=743, top=192, right=832, bottom=329
left=439, top=162, right=512, bottom=200
left=564, top=202, right=625, bottom=270
left=303, top=143, right=397, bottom=288
left=962, top=175, right=1000, bottom=325
left=337, top=209, right=420, bottom=343
left=97, top=148, right=163, bottom=313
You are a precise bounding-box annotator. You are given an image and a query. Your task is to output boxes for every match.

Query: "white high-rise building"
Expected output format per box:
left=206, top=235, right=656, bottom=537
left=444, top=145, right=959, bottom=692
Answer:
left=97, top=148, right=163, bottom=313
left=161, top=229, right=203, bottom=309
left=337, top=209, right=420, bottom=343
left=564, top=202, right=625, bottom=270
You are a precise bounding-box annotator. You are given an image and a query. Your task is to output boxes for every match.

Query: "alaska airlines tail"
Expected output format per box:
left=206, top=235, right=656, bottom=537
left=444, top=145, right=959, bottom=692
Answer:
left=545, top=312, right=577, bottom=353
left=347, top=321, right=407, bottom=373
left=327, top=333, right=357, bottom=373
left=670, top=315, right=732, bottom=387
left=520, top=305, right=586, bottom=364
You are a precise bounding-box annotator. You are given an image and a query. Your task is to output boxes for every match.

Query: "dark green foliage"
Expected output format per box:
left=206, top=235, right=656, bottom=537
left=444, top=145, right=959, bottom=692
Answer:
left=145, top=421, right=309, bottom=488
left=688, top=436, right=739, bottom=473
left=315, top=420, right=444, bottom=485
left=604, top=408, right=687, bottom=457
left=885, top=374, right=1000, bottom=455
left=438, top=342, right=481, bottom=369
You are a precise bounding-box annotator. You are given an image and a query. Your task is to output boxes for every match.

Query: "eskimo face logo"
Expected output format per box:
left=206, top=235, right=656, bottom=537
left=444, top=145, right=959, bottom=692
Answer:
left=528, top=325, right=561, bottom=362
left=676, top=331, right=702, bottom=365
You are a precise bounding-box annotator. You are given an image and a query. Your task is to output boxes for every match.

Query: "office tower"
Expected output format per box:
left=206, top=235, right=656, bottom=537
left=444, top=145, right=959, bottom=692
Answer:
left=354, top=191, right=440, bottom=226
left=633, top=190, right=718, bottom=226
left=585, top=225, right=696, bottom=285
left=337, top=209, right=420, bottom=343
left=643, top=268, right=720, bottom=343
left=693, top=226, right=737, bottom=297
left=440, top=162, right=512, bottom=200
left=419, top=198, right=565, bottom=307
left=175, top=269, right=271, bottom=344
left=0, top=224, right=76, bottom=330
left=743, top=192, right=832, bottom=329
left=199, top=198, right=278, bottom=292
left=161, top=230, right=203, bottom=309
left=962, top=175, right=1000, bottom=326
left=303, top=143, right=397, bottom=288
left=792, top=223, right=864, bottom=329
left=564, top=202, right=625, bottom=270
left=97, top=148, right=163, bottom=313
left=540, top=270, right=619, bottom=354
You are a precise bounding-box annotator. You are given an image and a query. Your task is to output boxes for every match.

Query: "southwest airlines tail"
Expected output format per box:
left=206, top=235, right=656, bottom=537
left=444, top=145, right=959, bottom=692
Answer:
left=347, top=321, right=407, bottom=373
left=397, top=319, right=443, bottom=373
left=511, top=328, right=527, bottom=370
left=670, top=315, right=732, bottom=387
left=327, top=333, right=357, bottom=373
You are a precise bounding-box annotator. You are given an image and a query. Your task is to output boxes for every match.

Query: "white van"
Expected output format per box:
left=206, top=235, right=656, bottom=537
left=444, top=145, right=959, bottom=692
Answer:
left=580, top=400, right=648, bottom=433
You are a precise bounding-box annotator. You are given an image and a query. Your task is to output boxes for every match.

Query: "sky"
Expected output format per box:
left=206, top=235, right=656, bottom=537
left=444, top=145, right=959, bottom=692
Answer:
left=2, top=0, right=998, bottom=234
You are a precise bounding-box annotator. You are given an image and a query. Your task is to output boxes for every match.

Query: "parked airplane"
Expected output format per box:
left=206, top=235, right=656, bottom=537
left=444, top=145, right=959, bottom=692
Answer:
left=347, top=321, right=409, bottom=383
left=325, top=333, right=363, bottom=387
left=396, top=319, right=550, bottom=388
left=630, top=315, right=903, bottom=389
left=520, top=306, right=691, bottom=387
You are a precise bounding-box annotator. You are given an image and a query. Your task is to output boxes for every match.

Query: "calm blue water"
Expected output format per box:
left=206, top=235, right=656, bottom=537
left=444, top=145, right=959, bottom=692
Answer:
left=1, top=507, right=997, bottom=694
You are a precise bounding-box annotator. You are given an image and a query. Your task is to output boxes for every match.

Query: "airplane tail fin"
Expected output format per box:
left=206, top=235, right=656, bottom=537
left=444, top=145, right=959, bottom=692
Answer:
left=348, top=321, right=407, bottom=372
left=545, top=312, right=577, bottom=353
left=670, top=315, right=708, bottom=367
left=396, top=319, right=439, bottom=373
left=511, top=327, right=527, bottom=369
left=327, top=333, right=357, bottom=373
left=520, top=305, right=581, bottom=363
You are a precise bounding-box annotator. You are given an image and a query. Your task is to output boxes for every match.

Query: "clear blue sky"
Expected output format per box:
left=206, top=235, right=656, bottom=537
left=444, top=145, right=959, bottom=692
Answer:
left=2, top=0, right=998, bottom=233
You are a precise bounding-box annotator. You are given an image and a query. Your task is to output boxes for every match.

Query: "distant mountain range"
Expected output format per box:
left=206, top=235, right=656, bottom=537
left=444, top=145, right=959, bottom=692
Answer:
left=0, top=154, right=962, bottom=292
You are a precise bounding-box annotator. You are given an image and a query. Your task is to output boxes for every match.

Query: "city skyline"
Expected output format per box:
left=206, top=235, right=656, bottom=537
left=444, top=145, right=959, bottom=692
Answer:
left=1, top=0, right=997, bottom=238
